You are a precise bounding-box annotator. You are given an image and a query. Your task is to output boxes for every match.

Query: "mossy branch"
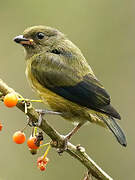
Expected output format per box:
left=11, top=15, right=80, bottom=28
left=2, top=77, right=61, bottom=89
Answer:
left=0, top=78, right=113, bottom=180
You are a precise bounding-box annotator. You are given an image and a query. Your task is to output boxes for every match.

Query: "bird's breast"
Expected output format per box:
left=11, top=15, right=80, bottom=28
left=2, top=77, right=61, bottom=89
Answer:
left=25, top=59, right=89, bottom=123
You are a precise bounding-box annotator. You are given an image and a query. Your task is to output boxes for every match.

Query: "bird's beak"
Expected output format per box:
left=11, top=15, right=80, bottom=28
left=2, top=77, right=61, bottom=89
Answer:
left=13, top=35, right=34, bottom=45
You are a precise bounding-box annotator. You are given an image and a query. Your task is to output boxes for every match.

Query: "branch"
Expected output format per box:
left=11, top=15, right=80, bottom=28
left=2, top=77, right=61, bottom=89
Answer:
left=0, top=78, right=113, bottom=180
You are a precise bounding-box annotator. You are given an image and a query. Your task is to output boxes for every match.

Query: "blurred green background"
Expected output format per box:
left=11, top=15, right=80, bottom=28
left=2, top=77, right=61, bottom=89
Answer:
left=0, top=0, right=134, bottom=179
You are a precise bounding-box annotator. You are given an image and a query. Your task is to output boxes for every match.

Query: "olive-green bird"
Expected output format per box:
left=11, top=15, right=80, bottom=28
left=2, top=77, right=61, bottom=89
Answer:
left=14, top=25, right=127, bottom=147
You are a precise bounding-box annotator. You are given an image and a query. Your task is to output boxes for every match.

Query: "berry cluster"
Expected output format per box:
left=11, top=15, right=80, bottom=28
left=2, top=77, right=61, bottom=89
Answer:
left=1, top=92, right=51, bottom=171
left=37, top=156, right=49, bottom=171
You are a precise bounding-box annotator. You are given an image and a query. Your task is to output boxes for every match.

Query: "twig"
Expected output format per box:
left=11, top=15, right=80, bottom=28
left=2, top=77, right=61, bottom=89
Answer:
left=0, top=78, right=113, bottom=180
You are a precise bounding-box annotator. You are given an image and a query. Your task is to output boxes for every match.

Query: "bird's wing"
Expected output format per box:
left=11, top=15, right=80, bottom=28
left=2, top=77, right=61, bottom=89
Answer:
left=31, top=52, right=120, bottom=119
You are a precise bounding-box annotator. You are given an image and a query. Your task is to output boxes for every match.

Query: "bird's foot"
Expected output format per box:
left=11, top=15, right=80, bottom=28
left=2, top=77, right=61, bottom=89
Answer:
left=35, top=109, right=62, bottom=126
left=57, top=123, right=84, bottom=154
left=26, top=116, right=37, bottom=127
left=27, top=109, right=61, bottom=127
left=36, top=109, right=62, bottom=116
left=26, top=110, right=45, bottom=127
left=57, top=135, right=69, bottom=155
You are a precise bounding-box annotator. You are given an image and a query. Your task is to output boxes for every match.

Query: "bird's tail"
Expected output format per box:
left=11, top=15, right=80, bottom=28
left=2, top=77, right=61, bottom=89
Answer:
left=102, top=116, right=127, bottom=147
left=89, top=112, right=127, bottom=147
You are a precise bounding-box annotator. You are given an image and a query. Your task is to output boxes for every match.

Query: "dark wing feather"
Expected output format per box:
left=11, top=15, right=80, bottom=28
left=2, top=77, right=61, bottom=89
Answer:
left=31, top=55, right=121, bottom=119
left=50, top=75, right=110, bottom=108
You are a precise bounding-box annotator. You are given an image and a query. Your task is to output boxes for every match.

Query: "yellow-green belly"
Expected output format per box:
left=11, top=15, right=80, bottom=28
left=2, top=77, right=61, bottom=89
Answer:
left=25, top=60, right=106, bottom=126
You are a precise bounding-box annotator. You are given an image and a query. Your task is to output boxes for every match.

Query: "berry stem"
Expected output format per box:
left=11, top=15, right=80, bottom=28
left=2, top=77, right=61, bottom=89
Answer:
left=19, top=98, right=43, bottom=103
left=42, top=144, right=51, bottom=160
left=34, top=127, right=37, bottom=137
left=39, top=143, right=50, bottom=149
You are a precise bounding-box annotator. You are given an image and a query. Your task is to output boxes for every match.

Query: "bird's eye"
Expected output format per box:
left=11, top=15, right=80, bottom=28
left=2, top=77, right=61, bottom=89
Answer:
left=36, top=32, right=45, bottom=39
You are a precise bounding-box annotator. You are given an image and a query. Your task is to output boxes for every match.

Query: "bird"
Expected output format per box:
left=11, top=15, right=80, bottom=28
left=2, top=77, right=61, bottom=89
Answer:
left=14, top=25, right=127, bottom=147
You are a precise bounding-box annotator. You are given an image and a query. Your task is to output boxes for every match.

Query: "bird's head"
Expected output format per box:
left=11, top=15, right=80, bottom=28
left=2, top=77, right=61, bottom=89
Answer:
left=14, top=25, right=65, bottom=58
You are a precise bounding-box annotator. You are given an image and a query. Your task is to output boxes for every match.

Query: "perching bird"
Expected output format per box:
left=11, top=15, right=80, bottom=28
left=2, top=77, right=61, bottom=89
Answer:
left=14, top=25, right=127, bottom=147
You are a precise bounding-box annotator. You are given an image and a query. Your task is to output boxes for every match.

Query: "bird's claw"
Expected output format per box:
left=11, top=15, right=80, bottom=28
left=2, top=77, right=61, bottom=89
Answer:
left=35, top=109, right=48, bottom=127
left=36, top=109, right=62, bottom=127
left=57, top=136, right=69, bottom=155
left=26, top=116, right=37, bottom=127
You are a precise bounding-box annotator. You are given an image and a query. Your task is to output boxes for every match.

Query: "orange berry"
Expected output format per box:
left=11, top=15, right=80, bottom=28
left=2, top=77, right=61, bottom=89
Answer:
left=0, top=122, right=2, bottom=131
left=27, top=136, right=39, bottom=149
left=4, top=93, right=18, bottom=107
left=13, top=131, right=26, bottom=144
